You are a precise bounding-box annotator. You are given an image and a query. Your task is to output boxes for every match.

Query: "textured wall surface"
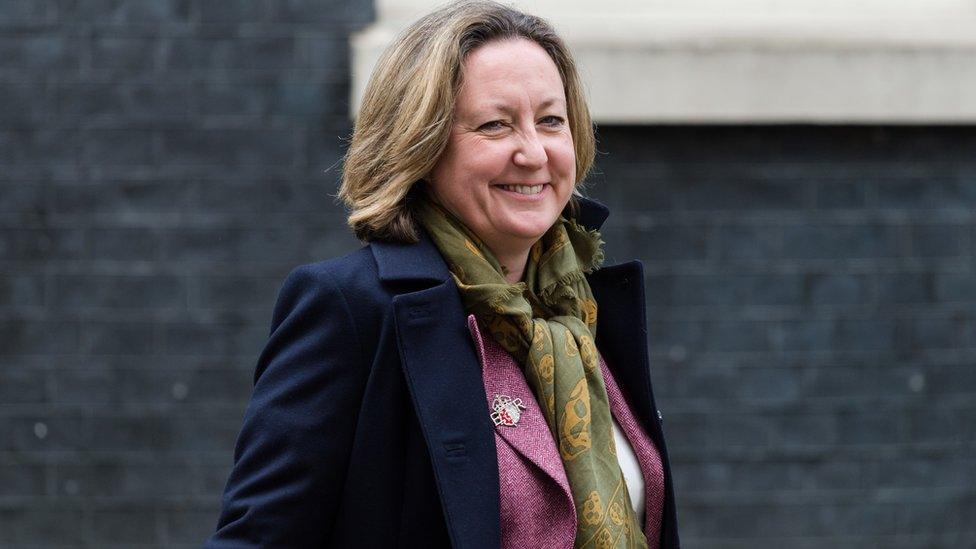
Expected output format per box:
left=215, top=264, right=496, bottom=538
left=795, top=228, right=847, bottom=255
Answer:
left=1, top=2, right=975, bottom=549
left=589, top=126, right=976, bottom=548
left=1, top=1, right=369, bottom=548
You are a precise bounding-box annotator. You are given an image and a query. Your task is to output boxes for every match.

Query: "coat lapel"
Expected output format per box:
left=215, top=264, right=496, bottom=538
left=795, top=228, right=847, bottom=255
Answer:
left=588, top=258, right=679, bottom=549
left=587, top=260, right=663, bottom=444
left=374, top=233, right=501, bottom=549
left=466, top=315, right=574, bottom=502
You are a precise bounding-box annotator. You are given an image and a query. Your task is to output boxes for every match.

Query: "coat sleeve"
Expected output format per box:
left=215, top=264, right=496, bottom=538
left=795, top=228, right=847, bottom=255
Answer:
left=205, top=263, right=366, bottom=548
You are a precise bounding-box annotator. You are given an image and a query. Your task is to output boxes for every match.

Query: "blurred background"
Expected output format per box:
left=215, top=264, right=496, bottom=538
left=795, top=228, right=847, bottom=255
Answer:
left=2, top=0, right=975, bottom=547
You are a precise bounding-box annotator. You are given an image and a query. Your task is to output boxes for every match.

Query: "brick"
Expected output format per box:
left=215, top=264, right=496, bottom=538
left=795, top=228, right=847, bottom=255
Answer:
left=89, top=36, right=160, bottom=71
left=0, top=227, right=86, bottom=262
left=895, top=313, right=973, bottom=355
left=0, top=35, right=75, bottom=72
left=161, top=320, right=263, bottom=357
left=701, top=319, right=770, bottom=352
left=164, top=36, right=300, bottom=71
left=51, top=274, right=185, bottom=310
left=0, top=181, right=46, bottom=213
left=159, top=225, right=320, bottom=264
left=80, top=320, right=157, bottom=355
left=712, top=223, right=782, bottom=262
left=161, top=506, right=219, bottom=544
left=0, top=0, right=53, bottom=26
left=195, top=180, right=330, bottom=214
left=56, top=460, right=194, bottom=497
left=652, top=363, right=731, bottom=402
left=877, top=176, right=976, bottom=210
left=0, top=320, right=79, bottom=355
left=772, top=319, right=834, bottom=351
left=160, top=128, right=294, bottom=167
left=910, top=224, right=968, bottom=258
left=91, top=506, right=160, bottom=544
left=804, top=272, right=872, bottom=306
left=52, top=366, right=117, bottom=404
left=82, top=129, right=157, bottom=165
left=88, top=413, right=176, bottom=451
left=834, top=317, right=895, bottom=352
left=271, top=79, right=343, bottom=118
left=734, top=366, right=802, bottom=403
left=815, top=181, right=869, bottom=209
left=0, top=127, right=80, bottom=165
left=119, top=367, right=251, bottom=405
left=782, top=223, right=900, bottom=259
left=835, top=410, right=903, bottom=444
left=87, top=227, right=159, bottom=261
left=269, top=0, right=374, bottom=27
left=863, top=456, right=976, bottom=489
left=0, top=273, right=45, bottom=308
left=0, top=459, right=48, bottom=496
left=1, top=414, right=89, bottom=451
left=175, top=412, right=248, bottom=453
left=586, top=171, right=673, bottom=212
left=194, top=274, right=280, bottom=310
left=905, top=405, right=976, bottom=444
left=59, top=0, right=191, bottom=23
left=51, top=180, right=195, bottom=216
left=0, top=83, right=56, bottom=124
left=195, top=1, right=269, bottom=23
left=647, top=319, right=704, bottom=355
left=679, top=177, right=804, bottom=211
left=0, top=507, right=85, bottom=545
left=192, top=79, right=267, bottom=117
left=877, top=272, right=935, bottom=304
left=0, top=368, right=47, bottom=403
left=661, top=273, right=802, bottom=308
left=935, top=273, right=976, bottom=303
left=299, top=34, right=350, bottom=73
left=57, top=81, right=190, bottom=120
left=605, top=219, right=709, bottom=262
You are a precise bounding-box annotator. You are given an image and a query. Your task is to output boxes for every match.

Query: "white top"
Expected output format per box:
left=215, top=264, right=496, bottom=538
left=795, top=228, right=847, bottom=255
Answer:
left=612, top=415, right=645, bottom=526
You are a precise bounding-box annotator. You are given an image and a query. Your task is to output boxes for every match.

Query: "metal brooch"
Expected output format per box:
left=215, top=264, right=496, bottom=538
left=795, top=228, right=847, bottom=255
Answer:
left=490, top=394, right=526, bottom=427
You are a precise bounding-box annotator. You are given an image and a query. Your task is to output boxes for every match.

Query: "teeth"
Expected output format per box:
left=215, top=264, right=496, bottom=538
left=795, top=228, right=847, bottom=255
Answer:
left=499, top=184, right=544, bottom=195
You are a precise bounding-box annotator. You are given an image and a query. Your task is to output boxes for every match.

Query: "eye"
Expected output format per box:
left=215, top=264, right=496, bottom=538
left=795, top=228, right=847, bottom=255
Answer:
left=478, top=120, right=505, bottom=132
left=539, top=115, right=565, bottom=127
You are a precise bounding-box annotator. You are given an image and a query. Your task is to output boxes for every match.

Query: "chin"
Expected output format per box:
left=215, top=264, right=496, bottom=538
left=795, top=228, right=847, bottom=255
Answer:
left=498, top=217, right=558, bottom=242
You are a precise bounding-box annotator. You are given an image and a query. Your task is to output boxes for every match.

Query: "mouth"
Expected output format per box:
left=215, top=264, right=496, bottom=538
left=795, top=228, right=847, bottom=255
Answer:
left=494, top=183, right=547, bottom=196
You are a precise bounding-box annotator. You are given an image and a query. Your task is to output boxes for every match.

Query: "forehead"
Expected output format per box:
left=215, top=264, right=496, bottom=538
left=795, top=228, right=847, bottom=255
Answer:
left=456, top=38, right=566, bottom=112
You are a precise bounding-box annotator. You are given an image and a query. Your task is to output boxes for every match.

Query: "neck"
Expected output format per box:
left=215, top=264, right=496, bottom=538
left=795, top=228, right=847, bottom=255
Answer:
left=495, top=246, right=531, bottom=284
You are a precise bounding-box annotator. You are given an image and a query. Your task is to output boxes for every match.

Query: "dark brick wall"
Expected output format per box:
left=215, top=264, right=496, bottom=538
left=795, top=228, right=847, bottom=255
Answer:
left=1, top=1, right=369, bottom=548
left=589, top=126, right=976, bottom=548
left=2, top=2, right=974, bottom=548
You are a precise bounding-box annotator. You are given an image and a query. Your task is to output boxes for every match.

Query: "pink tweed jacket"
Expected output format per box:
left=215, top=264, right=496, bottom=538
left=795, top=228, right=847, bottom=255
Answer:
left=467, top=315, right=665, bottom=549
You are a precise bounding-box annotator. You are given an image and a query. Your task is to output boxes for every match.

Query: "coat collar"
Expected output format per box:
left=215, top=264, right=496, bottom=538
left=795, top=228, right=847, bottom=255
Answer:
left=371, top=196, right=611, bottom=284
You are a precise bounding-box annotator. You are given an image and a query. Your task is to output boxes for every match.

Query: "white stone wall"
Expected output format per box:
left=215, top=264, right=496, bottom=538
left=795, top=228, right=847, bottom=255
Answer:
left=351, top=0, right=976, bottom=122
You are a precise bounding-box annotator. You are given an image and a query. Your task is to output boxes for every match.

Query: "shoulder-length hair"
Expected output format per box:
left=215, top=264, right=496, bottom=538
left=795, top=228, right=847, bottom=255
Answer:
left=339, top=0, right=595, bottom=243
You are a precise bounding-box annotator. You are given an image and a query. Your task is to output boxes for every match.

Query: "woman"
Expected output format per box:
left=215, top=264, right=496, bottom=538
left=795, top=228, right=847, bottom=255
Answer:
left=206, top=2, right=678, bottom=547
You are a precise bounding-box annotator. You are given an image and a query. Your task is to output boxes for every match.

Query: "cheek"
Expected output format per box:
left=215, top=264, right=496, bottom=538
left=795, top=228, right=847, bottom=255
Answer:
left=550, top=137, right=577, bottom=180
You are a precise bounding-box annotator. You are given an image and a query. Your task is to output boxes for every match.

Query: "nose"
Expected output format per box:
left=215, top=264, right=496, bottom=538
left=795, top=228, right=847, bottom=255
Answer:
left=513, top=129, right=548, bottom=169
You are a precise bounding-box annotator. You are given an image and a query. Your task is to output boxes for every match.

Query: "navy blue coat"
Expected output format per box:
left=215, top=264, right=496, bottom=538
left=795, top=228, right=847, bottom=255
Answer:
left=205, top=198, right=679, bottom=548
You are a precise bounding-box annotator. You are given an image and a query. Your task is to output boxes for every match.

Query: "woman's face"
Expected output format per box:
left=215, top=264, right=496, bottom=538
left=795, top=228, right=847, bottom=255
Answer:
left=427, top=38, right=575, bottom=256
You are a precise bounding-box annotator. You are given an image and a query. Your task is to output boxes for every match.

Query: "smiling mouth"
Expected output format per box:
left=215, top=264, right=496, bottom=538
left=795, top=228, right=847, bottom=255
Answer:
left=496, top=183, right=546, bottom=196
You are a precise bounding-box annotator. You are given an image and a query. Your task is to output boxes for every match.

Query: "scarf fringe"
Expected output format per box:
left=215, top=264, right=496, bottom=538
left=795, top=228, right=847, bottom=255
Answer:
left=564, top=217, right=606, bottom=274
left=538, top=270, right=586, bottom=302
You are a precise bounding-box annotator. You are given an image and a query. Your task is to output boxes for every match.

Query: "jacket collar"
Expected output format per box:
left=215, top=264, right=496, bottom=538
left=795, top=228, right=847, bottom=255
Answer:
left=371, top=196, right=611, bottom=284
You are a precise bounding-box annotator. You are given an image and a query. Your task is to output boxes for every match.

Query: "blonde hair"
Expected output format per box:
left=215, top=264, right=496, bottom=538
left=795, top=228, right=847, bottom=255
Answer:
left=339, top=0, right=595, bottom=243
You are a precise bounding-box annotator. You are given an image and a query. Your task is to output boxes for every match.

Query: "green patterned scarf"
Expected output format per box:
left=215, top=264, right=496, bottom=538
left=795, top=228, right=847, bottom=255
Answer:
left=415, top=197, right=647, bottom=548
